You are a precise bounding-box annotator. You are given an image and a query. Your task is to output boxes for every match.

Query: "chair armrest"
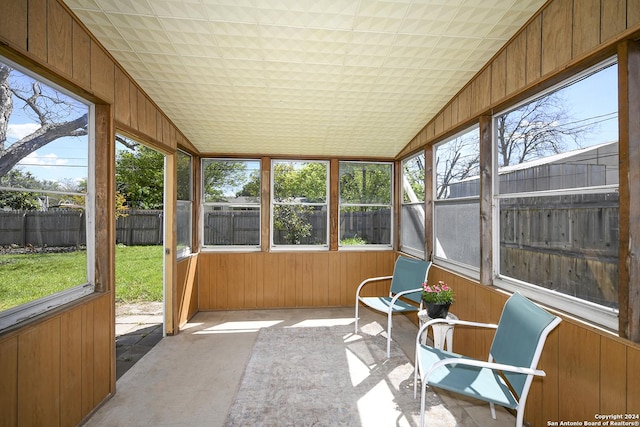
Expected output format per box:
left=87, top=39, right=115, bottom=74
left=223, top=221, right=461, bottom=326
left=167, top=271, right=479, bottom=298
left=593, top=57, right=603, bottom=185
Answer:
left=355, top=275, right=393, bottom=298
left=389, top=287, right=423, bottom=305
left=422, top=357, right=546, bottom=381
left=416, top=319, right=498, bottom=348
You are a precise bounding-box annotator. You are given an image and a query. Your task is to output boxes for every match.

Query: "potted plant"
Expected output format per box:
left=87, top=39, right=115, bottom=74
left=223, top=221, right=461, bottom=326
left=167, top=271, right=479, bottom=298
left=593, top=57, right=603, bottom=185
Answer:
left=421, top=280, right=455, bottom=318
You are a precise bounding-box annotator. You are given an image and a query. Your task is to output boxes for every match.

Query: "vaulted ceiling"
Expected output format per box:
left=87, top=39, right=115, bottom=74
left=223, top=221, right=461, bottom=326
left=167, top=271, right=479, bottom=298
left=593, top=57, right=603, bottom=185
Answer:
left=64, top=0, right=546, bottom=158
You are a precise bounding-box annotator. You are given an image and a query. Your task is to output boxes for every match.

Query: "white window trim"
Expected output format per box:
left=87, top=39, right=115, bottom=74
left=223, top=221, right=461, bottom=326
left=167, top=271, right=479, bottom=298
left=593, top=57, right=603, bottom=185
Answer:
left=200, top=158, right=261, bottom=250
left=432, top=125, right=481, bottom=272
left=491, top=57, right=619, bottom=329
left=400, top=152, right=426, bottom=257
left=338, top=161, right=393, bottom=249
left=0, top=283, right=95, bottom=330
left=0, top=61, right=95, bottom=330
left=270, top=159, right=329, bottom=250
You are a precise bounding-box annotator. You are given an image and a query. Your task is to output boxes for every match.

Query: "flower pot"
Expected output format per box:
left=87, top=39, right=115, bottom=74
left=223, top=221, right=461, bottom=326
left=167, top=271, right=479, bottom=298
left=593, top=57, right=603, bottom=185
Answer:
left=424, top=302, right=451, bottom=319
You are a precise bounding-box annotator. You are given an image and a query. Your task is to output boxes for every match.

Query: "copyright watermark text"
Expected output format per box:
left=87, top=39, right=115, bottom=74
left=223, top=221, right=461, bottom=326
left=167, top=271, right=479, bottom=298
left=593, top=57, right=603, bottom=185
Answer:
left=547, top=414, right=640, bottom=426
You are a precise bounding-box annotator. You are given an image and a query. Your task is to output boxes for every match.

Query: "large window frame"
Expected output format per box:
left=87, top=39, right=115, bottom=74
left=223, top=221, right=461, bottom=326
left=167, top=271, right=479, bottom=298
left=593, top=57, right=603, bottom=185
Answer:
left=201, top=158, right=261, bottom=251
left=0, top=57, right=95, bottom=330
left=492, top=58, right=619, bottom=330
left=338, top=161, right=393, bottom=250
left=433, top=125, right=481, bottom=278
left=400, top=152, right=425, bottom=257
left=270, top=159, right=329, bottom=250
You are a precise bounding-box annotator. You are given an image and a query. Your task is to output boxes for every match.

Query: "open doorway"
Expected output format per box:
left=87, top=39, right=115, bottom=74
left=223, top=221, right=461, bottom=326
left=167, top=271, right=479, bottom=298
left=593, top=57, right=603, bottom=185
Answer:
left=114, top=134, right=166, bottom=379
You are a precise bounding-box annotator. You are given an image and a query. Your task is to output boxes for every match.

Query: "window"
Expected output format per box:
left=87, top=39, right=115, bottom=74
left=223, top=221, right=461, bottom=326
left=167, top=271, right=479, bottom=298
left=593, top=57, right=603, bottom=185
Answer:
left=338, top=161, right=392, bottom=248
left=434, top=125, right=480, bottom=273
left=177, top=150, right=192, bottom=258
left=201, top=159, right=261, bottom=248
left=401, top=152, right=425, bottom=257
left=0, top=57, right=94, bottom=329
left=494, top=59, right=619, bottom=328
left=271, top=160, right=328, bottom=248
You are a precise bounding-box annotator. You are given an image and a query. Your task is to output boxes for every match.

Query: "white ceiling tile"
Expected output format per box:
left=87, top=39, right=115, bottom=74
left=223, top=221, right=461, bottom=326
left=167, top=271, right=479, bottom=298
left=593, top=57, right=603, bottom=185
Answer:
left=96, top=0, right=154, bottom=15
left=66, top=0, right=547, bottom=158
left=150, top=0, right=207, bottom=19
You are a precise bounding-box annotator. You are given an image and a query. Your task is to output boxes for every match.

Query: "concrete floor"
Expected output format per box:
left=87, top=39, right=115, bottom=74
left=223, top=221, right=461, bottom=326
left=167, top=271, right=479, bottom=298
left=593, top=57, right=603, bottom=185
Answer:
left=85, top=307, right=516, bottom=427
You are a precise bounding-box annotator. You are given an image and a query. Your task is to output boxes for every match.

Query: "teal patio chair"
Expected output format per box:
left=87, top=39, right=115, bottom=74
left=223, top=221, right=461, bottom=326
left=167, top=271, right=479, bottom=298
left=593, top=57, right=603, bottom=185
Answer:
left=355, top=256, right=431, bottom=358
left=414, top=292, right=561, bottom=427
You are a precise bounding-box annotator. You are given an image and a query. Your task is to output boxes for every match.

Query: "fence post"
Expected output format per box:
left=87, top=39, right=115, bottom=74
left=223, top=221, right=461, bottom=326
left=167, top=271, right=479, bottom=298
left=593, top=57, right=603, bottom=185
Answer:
left=21, top=211, right=27, bottom=246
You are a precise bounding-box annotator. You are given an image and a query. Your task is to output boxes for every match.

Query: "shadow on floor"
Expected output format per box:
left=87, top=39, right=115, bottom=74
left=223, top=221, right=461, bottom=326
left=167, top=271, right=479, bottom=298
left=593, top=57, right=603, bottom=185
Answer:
left=115, top=302, right=164, bottom=380
left=116, top=323, right=163, bottom=379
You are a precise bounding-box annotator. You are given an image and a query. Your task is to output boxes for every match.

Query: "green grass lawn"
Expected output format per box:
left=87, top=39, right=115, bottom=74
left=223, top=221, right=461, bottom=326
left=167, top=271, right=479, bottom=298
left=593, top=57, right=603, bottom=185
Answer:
left=0, top=245, right=163, bottom=311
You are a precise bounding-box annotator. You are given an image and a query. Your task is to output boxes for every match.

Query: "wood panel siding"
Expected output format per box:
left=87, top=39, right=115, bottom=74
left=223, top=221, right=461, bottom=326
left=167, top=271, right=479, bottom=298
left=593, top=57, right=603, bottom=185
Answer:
left=47, top=0, right=73, bottom=78
left=177, top=256, right=199, bottom=328
left=198, top=251, right=396, bottom=310
left=0, top=1, right=189, bottom=425
left=71, top=20, right=91, bottom=88
left=573, top=0, right=601, bottom=58
left=0, top=294, right=111, bottom=427
left=27, top=0, right=48, bottom=62
left=0, top=0, right=27, bottom=50
left=601, top=0, right=627, bottom=43
left=525, top=14, right=543, bottom=85
left=427, top=266, right=640, bottom=423
left=114, top=67, right=131, bottom=126
left=541, top=0, right=573, bottom=76
left=89, top=41, right=114, bottom=102
left=506, top=31, right=527, bottom=96
left=491, top=50, right=507, bottom=103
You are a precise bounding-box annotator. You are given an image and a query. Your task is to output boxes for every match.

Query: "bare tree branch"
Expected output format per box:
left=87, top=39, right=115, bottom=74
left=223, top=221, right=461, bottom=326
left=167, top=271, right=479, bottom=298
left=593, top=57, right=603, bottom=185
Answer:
left=0, top=64, right=88, bottom=177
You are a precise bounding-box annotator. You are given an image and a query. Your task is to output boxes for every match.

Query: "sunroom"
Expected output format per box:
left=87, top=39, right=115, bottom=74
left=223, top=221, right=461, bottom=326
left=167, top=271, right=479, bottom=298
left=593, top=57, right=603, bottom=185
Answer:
left=0, top=0, right=639, bottom=426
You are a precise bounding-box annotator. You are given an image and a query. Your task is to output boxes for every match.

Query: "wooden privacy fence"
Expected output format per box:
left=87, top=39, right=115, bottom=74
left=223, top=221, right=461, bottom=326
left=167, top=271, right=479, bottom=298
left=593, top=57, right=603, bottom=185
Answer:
left=500, top=193, right=619, bottom=308
left=116, top=210, right=164, bottom=245
left=202, top=210, right=392, bottom=245
left=0, top=209, right=164, bottom=247
left=0, top=209, right=86, bottom=248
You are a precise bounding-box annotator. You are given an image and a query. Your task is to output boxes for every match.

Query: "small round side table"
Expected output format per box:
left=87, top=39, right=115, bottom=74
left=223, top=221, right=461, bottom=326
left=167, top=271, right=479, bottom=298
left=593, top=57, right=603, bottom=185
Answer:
left=417, top=310, right=458, bottom=351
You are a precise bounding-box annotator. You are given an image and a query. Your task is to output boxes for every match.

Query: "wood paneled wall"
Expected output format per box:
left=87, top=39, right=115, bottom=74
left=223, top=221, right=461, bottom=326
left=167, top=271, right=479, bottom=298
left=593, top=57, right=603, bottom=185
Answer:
left=0, top=294, right=111, bottom=427
left=198, top=251, right=396, bottom=310
left=429, top=266, right=640, bottom=425
left=0, top=1, right=194, bottom=425
left=177, top=255, right=198, bottom=327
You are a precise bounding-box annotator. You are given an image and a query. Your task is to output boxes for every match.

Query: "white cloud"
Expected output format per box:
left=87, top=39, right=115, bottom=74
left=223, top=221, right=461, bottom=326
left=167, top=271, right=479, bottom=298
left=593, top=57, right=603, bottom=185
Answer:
left=6, top=123, right=41, bottom=140
left=17, top=152, right=69, bottom=167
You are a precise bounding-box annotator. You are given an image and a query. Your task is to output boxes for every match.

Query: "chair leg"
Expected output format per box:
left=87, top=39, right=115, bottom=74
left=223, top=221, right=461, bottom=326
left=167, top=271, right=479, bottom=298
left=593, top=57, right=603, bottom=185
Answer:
left=413, top=354, right=419, bottom=399
left=354, top=300, right=359, bottom=334
left=515, top=407, right=525, bottom=427
left=490, top=402, right=496, bottom=419
left=420, top=378, right=427, bottom=427
left=386, top=310, right=393, bottom=358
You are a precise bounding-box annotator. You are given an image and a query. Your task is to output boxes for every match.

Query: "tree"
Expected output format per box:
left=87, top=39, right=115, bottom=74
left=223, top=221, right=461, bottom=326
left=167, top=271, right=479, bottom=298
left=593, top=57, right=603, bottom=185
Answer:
left=436, top=91, right=595, bottom=199
left=0, top=64, right=88, bottom=178
left=496, top=91, right=592, bottom=167
left=202, top=160, right=255, bottom=202
left=339, top=163, right=391, bottom=205
left=435, top=131, right=479, bottom=199
left=272, top=161, right=327, bottom=244
left=402, top=155, right=425, bottom=203
left=0, top=169, right=61, bottom=210
left=116, top=144, right=164, bottom=209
